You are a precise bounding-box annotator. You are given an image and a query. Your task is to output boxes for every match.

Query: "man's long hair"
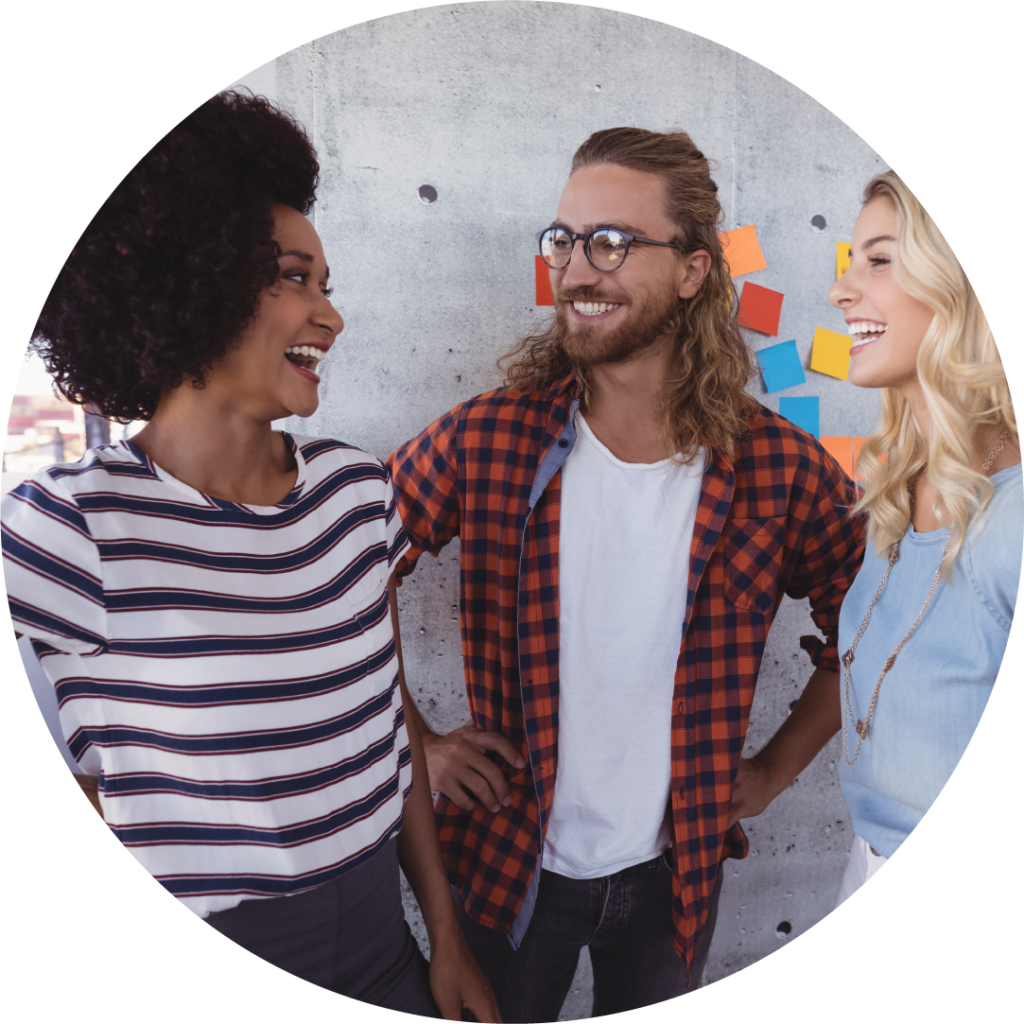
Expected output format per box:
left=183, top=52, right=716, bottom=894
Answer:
left=501, top=127, right=754, bottom=462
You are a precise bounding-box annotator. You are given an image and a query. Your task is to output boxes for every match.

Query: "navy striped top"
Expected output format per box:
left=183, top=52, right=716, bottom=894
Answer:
left=1, top=433, right=412, bottom=915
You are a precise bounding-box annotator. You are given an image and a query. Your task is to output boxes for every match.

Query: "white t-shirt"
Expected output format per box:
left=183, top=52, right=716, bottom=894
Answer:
left=544, top=412, right=703, bottom=879
left=2, top=433, right=411, bottom=916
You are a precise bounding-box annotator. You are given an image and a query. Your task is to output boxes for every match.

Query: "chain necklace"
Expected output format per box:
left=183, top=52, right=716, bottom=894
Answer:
left=841, top=430, right=1011, bottom=766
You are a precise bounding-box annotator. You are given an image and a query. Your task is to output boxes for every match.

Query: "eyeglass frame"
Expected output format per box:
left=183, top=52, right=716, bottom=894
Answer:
left=535, top=225, right=690, bottom=273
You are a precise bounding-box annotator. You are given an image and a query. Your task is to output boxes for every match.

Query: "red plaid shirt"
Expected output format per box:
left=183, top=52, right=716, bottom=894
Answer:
left=388, top=374, right=864, bottom=966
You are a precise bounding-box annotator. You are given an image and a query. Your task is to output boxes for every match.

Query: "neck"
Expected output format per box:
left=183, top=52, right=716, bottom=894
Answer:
left=581, top=334, right=674, bottom=463
left=900, top=378, right=1018, bottom=474
left=131, top=383, right=297, bottom=505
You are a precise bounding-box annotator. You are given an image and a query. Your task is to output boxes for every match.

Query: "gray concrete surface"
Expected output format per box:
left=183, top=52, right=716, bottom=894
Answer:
left=265, top=1, right=888, bottom=1013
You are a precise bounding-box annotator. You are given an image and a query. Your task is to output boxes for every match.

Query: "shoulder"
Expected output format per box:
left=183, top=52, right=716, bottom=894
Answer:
left=732, top=403, right=855, bottom=504
left=289, top=433, right=385, bottom=474
left=2, top=443, right=144, bottom=532
left=391, top=382, right=570, bottom=461
left=964, top=465, right=1024, bottom=624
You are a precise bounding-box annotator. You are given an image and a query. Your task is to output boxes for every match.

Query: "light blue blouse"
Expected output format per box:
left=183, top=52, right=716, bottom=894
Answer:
left=837, top=463, right=1023, bottom=858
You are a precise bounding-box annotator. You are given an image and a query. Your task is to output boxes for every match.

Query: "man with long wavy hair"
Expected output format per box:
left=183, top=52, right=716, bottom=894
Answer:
left=388, top=127, right=865, bottom=1019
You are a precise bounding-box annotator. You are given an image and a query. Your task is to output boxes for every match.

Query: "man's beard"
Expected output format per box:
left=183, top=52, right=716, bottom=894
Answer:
left=555, top=287, right=682, bottom=368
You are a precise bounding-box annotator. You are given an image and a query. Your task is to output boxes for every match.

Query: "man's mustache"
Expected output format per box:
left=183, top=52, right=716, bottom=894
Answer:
left=555, top=287, right=630, bottom=306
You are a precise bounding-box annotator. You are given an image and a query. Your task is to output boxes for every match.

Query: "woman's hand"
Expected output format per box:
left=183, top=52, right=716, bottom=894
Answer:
left=428, top=928, right=502, bottom=1022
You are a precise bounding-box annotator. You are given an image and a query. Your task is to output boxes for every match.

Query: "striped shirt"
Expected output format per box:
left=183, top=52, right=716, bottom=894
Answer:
left=1, top=433, right=411, bottom=916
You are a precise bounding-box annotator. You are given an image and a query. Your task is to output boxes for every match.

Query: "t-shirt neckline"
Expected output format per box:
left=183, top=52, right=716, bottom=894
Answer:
left=574, top=411, right=699, bottom=471
left=123, top=431, right=306, bottom=515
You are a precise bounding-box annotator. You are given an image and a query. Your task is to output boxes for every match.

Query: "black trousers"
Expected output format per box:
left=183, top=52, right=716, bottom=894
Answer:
left=205, top=839, right=438, bottom=1016
left=459, top=851, right=723, bottom=1022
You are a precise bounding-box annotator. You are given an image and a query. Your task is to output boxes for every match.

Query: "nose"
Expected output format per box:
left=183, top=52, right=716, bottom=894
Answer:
left=317, top=295, right=344, bottom=338
left=560, top=238, right=604, bottom=290
left=828, top=260, right=857, bottom=310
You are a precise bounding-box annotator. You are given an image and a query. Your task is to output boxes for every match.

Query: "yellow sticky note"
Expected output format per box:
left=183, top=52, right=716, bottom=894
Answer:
left=836, top=242, right=851, bottom=281
left=719, top=225, right=767, bottom=278
left=811, top=326, right=853, bottom=380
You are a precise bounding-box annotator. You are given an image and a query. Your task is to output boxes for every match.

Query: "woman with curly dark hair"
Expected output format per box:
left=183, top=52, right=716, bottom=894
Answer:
left=1, top=90, right=499, bottom=1021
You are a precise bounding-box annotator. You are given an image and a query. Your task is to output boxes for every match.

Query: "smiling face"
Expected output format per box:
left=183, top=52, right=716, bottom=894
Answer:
left=828, top=197, right=935, bottom=394
left=206, top=204, right=344, bottom=420
left=549, top=163, right=709, bottom=367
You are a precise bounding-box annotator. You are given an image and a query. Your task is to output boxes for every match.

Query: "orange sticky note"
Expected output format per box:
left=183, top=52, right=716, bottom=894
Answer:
left=821, top=436, right=854, bottom=477
left=737, top=282, right=784, bottom=336
left=836, top=242, right=851, bottom=281
left=535, top=255, right=553, bottom=306
left=810, top=326, right=853, bottom=380
left=719, top=225, right=767, bottom=278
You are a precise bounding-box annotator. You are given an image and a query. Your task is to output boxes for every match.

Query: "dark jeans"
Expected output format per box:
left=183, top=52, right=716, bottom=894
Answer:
left=459, top=851, right=723, bottom=1022
left=205, top=839, right=438, bottom=1016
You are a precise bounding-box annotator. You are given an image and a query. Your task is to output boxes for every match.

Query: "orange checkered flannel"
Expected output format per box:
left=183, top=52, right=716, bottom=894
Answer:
left=388, top=374, right=864, bottom=967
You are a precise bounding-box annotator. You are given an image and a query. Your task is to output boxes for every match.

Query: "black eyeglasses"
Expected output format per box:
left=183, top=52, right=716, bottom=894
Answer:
left=535, top=226, right=686, bottom=272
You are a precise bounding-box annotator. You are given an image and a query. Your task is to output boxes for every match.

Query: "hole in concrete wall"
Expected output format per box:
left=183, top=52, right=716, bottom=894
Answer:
left=418, top=184, right=438, bottom=205
left=789, top=700, right=798, bottom=711
left=810, top=214, right=827, bottom=232
left=775, top=921, right=792, bottom=938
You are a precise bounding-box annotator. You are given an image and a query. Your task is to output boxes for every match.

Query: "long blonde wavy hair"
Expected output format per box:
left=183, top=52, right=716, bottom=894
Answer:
left=500, top=127, right=754, bottom=462
left=854, top=171, right=1016, bottom=576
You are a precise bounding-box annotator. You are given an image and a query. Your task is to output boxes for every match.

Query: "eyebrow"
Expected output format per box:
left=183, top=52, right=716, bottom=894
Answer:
left=280, top=249, right=331, bottom=281
left=548, top=220, right=650, bottom=237
left=861, top=235, right=897, bottom=249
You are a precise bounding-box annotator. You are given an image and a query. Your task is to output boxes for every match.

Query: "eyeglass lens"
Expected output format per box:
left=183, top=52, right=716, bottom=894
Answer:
left=539, top=228, right=628, bottom=271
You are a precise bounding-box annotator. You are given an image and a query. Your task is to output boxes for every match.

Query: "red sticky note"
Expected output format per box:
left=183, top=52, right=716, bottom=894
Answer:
left=737, top=282, right=784, bottom=336
left=535, top=255, right=554, bottom=306
left=821, top=436, right=854, bottom=477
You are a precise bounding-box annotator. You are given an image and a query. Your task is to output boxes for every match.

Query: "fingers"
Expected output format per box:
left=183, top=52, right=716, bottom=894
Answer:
left=463, top=984, right=502, bottom=1024
left=423, top=728, right=527, bottom=813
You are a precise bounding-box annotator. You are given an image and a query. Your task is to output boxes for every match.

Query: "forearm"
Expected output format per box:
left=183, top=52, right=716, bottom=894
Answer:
left=396, top=713, right=463, bottom=950
left=751, top=666, right=841, bottom=801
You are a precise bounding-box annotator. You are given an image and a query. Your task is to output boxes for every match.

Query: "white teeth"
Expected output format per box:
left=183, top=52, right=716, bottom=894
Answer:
left=573, top=300, right=620, bottom=317
left=285, top=345, right=326, bottom=361
left=847, top=321, right=888, bottom=337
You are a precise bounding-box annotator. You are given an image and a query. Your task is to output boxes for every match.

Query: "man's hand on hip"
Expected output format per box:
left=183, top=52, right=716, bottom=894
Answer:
left=422, top=720, right=527, bottom=813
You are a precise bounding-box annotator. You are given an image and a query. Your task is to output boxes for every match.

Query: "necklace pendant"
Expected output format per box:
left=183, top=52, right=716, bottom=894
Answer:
left=855, top=719, right=869, bottom=740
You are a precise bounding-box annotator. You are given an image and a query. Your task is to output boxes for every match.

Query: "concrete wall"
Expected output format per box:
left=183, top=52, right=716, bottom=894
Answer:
left=268, top=2, right=887, bottom=1012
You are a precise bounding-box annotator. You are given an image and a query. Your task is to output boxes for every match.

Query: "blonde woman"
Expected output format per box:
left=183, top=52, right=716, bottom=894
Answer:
left=828, top=171, right=1022, bottom=903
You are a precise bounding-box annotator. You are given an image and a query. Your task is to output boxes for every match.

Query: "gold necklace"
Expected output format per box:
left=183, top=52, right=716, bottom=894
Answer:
left=840, top=430, right=1011, bottom=766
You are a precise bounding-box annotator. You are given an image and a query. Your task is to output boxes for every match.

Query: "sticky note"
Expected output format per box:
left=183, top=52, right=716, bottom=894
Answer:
left=535, top=255, right=553, bottom=306
left=821, top=436, right=854, bottom=477
left=757, top=340, right=806, bottom=393
left=719, top=225, right=767, bottom=278
left=779, top=396, right=820, bottom=439
left=836, top=242, right=851, bottom=281
left=810, top=327, right=853, bottom=380
left=737, top=282, right=784, bottom=336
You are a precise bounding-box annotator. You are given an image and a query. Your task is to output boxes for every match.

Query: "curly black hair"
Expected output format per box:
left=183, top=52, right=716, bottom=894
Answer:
left=32, top=90, right=320, bottom=421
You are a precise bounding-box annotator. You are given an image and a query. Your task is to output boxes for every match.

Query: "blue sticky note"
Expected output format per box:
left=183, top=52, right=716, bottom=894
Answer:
left=779, top=396, right=820, bottom=439
left=757, top=339, right=806, bottom=393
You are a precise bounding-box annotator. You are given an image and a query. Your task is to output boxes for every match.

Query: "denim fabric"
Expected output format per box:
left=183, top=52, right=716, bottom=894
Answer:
left=458, top=851, right=723, bottom=1022
left=205, top=839, right=438, bottom=1016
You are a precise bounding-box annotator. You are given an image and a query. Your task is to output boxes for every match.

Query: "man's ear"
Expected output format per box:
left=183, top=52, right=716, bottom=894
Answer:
left=677, top=249, right=712, bottom=300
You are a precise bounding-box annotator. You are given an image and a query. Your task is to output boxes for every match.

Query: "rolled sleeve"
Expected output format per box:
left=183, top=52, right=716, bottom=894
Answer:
left=785, top=446, right=866, bottom=672
left=386, top=407, right=463, bottom=575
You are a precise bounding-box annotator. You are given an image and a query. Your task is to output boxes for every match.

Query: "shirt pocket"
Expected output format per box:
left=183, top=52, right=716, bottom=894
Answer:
left=341, top=560, right=395, bottom=697
left=721, top=516, right=787, bottom=615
